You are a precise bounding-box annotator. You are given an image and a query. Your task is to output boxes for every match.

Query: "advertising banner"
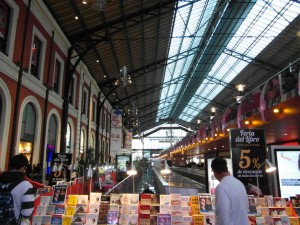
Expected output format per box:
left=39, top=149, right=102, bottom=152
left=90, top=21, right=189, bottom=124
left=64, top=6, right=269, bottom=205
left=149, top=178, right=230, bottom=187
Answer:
left=124, top=131, right=132, bottom=151
left=229, top=129, right=269, bottom=195
left=270, top=146, right=300, bottom=198
left=110, top=127, right=122, bottom=156
left=49, top=153, right=72, bottom=186
left=111, top=109, right=123, bottom=128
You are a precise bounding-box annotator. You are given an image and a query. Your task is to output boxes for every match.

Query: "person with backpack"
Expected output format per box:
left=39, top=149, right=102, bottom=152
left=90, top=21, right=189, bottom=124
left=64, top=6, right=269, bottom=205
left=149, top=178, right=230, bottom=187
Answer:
left=0, top=154, right=35, bottom=225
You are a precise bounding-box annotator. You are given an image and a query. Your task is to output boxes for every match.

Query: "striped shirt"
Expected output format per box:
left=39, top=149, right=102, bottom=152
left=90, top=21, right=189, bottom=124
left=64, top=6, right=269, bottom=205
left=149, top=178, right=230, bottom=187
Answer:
left=10, top=180, right=35, bottom=220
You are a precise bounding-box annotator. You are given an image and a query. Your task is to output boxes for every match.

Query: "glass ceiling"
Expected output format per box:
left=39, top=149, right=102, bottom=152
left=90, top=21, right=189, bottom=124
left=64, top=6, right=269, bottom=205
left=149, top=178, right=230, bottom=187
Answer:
left=157, top=0, right=300, bottom=123
left=157, top=0, right=219, bottom=120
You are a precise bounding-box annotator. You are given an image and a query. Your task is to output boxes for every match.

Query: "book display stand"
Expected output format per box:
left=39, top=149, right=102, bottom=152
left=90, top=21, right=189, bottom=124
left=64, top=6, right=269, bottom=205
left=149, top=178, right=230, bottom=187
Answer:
left=32, top=186, right=300, bottom=225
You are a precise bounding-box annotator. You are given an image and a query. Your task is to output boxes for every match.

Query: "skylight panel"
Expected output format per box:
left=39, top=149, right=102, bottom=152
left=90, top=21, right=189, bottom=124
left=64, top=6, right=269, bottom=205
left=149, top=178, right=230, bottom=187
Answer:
left=179, top=0, right=300, bottom=123
left=157, top=0, right=219, bottom=121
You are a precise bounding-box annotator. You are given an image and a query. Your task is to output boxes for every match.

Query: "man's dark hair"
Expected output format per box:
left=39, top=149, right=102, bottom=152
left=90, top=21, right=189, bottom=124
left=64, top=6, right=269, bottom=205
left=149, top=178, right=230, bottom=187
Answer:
left=211, top=157, right=228, bottom=173
left=9, top=154, right=29, bottom=170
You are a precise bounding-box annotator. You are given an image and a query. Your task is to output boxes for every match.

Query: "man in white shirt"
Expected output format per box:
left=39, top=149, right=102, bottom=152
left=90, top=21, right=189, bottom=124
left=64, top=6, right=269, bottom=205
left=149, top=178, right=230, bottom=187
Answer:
left=211, top=157, right=249, bottom=225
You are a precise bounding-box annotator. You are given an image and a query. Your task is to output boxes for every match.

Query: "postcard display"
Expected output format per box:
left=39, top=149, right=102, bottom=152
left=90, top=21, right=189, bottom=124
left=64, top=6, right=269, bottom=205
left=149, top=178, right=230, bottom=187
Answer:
left=32, top=186, right=300, bottom=225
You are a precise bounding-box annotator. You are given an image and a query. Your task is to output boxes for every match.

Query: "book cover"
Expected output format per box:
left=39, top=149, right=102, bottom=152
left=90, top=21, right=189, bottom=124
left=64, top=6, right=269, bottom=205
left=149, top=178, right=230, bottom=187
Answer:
left=294, top=207, right=300, bottom=217
left=120, top=204, right=138, bottom=214
left=192, top=214, right=204, bottom=225
left=140, top=214, right=150, bottom=225
left=171, top=215, right=183, bottom=224
left=36, top=205, right=47, bottom=216
left=198, top=193, right=213, bottom=213
left=285, top=207, right=293, bottom=216
left=98, top=213, right=108, bottom=224
left=89, top=192, right=102, bottom=204
left=109, top=204, right=119, bottom=212
left=51, top=185, right=67, bottom=204
left=54, top=204, right=66, bottom=215
left=88, top=203, right=100, bottom=214
left=46, top=205, right=55, bottom=215
left=182, top=206, right=191, bottom=216
left=204, top=213, right=215, bottom=225
left=264, top=195, right=274, bottom=207
left=274, top=197, right=288, bottom=207
left=254, top=198, right=266, bottom=207
left=140, top=205, right=151, bottom=214
left=289, top=217, right=300, bottom=225
left=32, top=215, right=42, bottom=225
left=110, top=193, right=121, bottom=205
left=85, top=213, right=98, bottom=224
left=40, top=196, right=51, bottom=206
left=41, top=215, right=52, bottom=225
left=67, top=195, right=78, bottom=206
left=75, top=204, right=88, bottom=214
left=121, top=193, right=139, bottom=205
left=160, top=195, right=171, bottom=205
left=51, top=214, right=63, bottom=224
left=150, top=206, right=160, bottom=215
left=280, top=215, right=291, bottom=225
left=140, top=194, right=152, bottom=205
left=72, top=213, right=85, bottom=223
left=157, top=213, right=172, bottom=225
left=160, top=205, right=172, bottom=214
left=99, top=201, right=109, bottom=214
left=62, top=215, right=73, bottom=225
left=171, top=194, right=182, bottom=206
left=258, top=207, right=269, bottom=216
left=119, top=214, right=139, bottom=225
left=181, top=196, right=190, bottom=207
left=171, top=205, right=182, bottom=216
left=248, top=215, right=256, bottom=225
left=191, top=205, right=200, bottom=215
left=77, top=195, right=89, bottom=204
left=107, top=210, right=118, bottom=224
left=150, top=215, right=157, bottom=225
left=65, top=206, right=76, bottom=215
left=269, top=207, right=286, bottom=217
left=248, top=195, right=257, bottom=214
left=150, top=194, right=160, bottom=205
left=255, top=216, right=265, bottom=225
left=264, top=215, right=274, bottom=225
left=183, top=216, right=193, bottom=225
left=190, top=196, right=199, bottom=206
left=273, top=217, right=282, bottom=224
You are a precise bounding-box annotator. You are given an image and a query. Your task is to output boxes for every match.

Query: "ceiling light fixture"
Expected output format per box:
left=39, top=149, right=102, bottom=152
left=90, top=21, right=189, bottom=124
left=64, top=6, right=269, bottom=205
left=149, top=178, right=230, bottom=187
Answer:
left=273, top=108, right=283, bottom=113
left=236, top=84, right=245, bottom=92
left=245, top=120, right=252, bottom=125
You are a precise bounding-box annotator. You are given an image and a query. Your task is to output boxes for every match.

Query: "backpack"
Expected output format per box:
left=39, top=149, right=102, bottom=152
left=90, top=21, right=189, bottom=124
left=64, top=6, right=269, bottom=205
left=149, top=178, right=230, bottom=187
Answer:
left=0, top=180, right=23, bottom=225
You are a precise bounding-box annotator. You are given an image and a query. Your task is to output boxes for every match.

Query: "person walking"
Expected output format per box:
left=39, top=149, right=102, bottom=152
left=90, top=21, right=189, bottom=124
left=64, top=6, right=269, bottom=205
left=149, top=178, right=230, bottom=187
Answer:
left=0, top=154, right=35, bottom=224
left=211, top=157, right=249, bottom=225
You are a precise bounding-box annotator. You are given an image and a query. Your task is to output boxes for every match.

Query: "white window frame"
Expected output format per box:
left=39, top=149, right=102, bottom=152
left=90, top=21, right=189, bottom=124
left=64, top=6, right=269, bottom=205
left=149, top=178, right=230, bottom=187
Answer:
left=30, top=26, right=47, bottom=82
left=53, top=52, right=64, bottom=96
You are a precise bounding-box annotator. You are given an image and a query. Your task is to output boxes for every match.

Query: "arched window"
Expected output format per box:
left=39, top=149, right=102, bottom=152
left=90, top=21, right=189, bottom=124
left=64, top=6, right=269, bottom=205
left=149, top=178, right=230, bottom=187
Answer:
left=80, top=129, right=85, bottom=154
left=91, top=133, right=95, bottom=150
left=19, top=103, right=36, bottom=162
left=66, top=122, right=71, bottom=153
left=47, top=115, right=57, bottom=146
left=101, top=140, right=105, bottom=163
left=105, top=141, right=109, bottom=162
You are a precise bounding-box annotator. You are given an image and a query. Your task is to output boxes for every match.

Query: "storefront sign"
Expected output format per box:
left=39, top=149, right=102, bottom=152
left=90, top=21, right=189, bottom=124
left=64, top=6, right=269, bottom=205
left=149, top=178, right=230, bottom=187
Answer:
left=49, top=153, right=72, bottom=186
left=229, top=129, right=269, bottom=194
